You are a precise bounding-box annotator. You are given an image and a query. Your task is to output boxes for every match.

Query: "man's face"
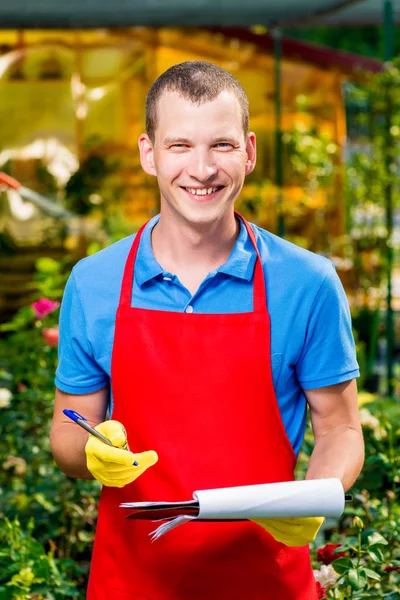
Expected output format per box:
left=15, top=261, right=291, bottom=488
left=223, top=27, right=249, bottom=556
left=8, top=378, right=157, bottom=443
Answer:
left=139, top=90, right=256, bottom=228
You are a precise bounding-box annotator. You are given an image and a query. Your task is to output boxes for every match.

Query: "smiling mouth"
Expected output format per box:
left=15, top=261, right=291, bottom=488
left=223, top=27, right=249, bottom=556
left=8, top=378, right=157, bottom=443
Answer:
left=181, top=186, right=224, bottom=197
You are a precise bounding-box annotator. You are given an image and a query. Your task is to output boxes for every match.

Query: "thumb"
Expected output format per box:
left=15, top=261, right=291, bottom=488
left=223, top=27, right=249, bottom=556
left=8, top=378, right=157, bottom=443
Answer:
left=133, top=450, right=159, bottom=468
left=95, top=420, right=129, bottom=450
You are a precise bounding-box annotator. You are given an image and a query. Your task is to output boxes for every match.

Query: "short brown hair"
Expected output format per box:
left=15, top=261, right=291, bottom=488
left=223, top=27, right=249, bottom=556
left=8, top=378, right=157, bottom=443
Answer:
left=146, top=61, right=249, bottom=143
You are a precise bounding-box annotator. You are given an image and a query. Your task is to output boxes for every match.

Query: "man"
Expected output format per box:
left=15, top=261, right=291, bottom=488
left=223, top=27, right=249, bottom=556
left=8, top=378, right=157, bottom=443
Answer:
left=50, top=61, right=364, bottom=599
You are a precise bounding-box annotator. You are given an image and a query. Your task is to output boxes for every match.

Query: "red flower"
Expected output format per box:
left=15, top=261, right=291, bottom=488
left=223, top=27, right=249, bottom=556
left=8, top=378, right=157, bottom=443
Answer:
left=316, top=582, right=327, bottom=599
left=31, top=297, right=60, bottom=319
left=42, top=327, right=59, bottom=346
left=317, top=543, right=345, bottom=565
left=384, top=565, right=400, bottom=573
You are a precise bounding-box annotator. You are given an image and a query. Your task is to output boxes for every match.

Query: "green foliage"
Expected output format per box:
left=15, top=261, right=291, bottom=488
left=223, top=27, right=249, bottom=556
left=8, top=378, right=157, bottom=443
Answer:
left=0, top=228, right=17, bottom=256
left=0, top=262, right=100, bottom=598
left=343, top=62, right=400, bottom=308
left=0, top=518, right=80, bottom=599
left=286, top=26, right=385, bottom=60
left=283, top=96, right=338, bottom=198
left=64, top=139, right=121, bottom=217
left=34, top=257, right=71, bottom=300
left=302, top=394, right=400, bottom=598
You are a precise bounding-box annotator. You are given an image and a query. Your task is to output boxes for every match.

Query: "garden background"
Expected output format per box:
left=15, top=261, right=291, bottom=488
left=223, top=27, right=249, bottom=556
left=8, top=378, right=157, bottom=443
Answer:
left=0, top=4, right=400, bottom=599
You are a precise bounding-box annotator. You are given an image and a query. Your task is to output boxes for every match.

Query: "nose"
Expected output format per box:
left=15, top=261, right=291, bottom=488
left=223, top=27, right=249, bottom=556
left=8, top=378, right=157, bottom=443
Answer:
left=186, top=147, right=217, bottom=182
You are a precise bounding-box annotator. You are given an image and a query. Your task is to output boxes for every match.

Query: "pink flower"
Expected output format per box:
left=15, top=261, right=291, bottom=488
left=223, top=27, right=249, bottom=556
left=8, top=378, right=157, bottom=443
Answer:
left=317, top=543, right=345, bottom=565
left=42, top=327, right=59, bottom=346
left=316, top=582, right=327, bottom=599
left=31, top=297, right=60, bottom=319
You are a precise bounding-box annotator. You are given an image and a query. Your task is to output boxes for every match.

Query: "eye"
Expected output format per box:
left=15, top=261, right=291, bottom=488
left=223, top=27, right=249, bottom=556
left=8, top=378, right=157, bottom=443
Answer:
left=169, top=143, right=189, bottom=150
left=214, top=142, right=234, bottom=149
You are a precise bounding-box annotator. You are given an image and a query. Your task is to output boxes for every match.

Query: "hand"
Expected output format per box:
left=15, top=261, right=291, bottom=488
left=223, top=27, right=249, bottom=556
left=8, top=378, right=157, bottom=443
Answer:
left=251, top=516, right=324, bottom=547
left=85, top=420, right=158, bottom=487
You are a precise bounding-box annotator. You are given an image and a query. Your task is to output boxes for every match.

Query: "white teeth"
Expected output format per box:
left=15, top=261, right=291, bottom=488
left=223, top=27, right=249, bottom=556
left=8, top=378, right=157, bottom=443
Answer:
left=185, top=187, right=219, bottom=196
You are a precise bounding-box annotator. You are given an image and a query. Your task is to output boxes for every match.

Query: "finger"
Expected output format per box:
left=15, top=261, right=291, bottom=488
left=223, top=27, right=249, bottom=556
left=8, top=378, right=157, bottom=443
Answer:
left=95, top=421, right=129, bottom=449
left=89, top=450, right=158, bottom=473
left=255, top=519, right=302, bottom=535
left=102, top=470, right=145, bottom=486
left=89, top=458, right=139, bottom=474
left=98, top=455, right=158, bottom=479
left=100, top=464, right=155, bottom=485
left=87, top=439, right=136, bottom=466
left=133, top=450, right=158, bottom=467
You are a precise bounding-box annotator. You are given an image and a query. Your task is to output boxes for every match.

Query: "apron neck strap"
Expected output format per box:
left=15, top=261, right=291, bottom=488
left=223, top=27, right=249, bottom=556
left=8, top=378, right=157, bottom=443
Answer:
left=234, top=211, right=267, bottom=313
left=119, top=213, right=267, bottom=313
left=119, top=221, right=147, bottom=308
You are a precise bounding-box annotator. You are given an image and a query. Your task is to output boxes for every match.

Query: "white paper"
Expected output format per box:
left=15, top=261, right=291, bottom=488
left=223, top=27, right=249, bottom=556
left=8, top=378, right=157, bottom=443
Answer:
left=195, top=478, right=344, bottom=519
left=150, top=515, right=197, bottom=541
left=145, top=478, right=345, bottom=540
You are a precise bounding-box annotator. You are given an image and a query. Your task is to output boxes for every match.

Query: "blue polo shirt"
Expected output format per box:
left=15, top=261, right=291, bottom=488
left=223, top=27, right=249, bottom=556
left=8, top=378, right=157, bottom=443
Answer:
left=56, top=215, right=359, bottom=456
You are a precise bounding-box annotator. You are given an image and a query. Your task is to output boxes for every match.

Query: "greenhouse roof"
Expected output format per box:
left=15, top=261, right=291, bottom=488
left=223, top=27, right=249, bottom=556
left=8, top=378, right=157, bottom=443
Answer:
left=0, top=0, right=400, bottom=29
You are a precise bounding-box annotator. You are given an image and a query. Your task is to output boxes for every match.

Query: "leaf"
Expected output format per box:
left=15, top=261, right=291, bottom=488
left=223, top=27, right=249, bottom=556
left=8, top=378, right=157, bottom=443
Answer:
left=367, top=532, right=389, bottom=546
left=0, top=587, right=10, bottom=600
left=77, top=531, right=93, bottom=543
left=348, top=568, right=367, bottom=590
left=368, top=546, right=384, bottom=563
left=33, top=493, right=58, bottom=514
left=363, top=568, right=381, bottom=581
left=35, top=257, right=60, bottom=275
left=332, top=557, right=353, bottom=574
left=333, top=543, right=355, bottom=553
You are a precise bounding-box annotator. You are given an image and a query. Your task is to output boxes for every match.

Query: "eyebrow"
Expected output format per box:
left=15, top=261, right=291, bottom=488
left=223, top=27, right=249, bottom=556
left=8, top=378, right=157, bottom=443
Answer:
left=213, top=137, right=241, bottom=145
left=162, top=137, right=191, bottom=146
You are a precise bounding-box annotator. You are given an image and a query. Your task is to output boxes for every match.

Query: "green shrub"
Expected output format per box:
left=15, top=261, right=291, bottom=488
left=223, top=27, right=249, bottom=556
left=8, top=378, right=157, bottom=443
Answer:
left=0, top=518, right=80, bottom=599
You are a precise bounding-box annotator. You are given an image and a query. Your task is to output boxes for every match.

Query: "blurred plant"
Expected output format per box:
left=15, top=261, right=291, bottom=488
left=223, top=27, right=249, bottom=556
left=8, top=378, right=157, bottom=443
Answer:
left=64, top=147, right=118, bottom=217
left=344, top=63, right=400, bottom=303
left=312, top=515, right=400, bottom=598
left=298, top=393, right=400, bottom=598
left=0, top=260, right=99, bottom=598
left=0, top=227, right=17, bottom=256
left=283, top=95, right=338, bottom=201
left=34, top=256, right=70, bottom=300
left=0, top=517, right=80, bottom=599
left=62, top=137, right=133, bottom=258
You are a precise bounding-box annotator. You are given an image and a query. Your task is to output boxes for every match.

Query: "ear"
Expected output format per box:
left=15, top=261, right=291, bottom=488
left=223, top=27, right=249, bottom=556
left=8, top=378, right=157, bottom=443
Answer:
left=138, top=133, right=157, bottom=176
left=245, top=132, right=257, bottom=176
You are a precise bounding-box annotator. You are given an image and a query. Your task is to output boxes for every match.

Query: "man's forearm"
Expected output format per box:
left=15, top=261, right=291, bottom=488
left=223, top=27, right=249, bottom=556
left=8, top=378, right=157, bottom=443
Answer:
left=305, top=426, right=364, bottom=491
left=50, top=422, right=94, bottom=479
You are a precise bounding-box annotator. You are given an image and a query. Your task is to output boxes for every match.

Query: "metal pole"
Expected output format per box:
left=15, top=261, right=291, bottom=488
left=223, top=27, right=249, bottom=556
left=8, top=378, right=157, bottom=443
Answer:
left=273, top=28, right=285, bottom=238
left=383, top=0, right=394, bottom=396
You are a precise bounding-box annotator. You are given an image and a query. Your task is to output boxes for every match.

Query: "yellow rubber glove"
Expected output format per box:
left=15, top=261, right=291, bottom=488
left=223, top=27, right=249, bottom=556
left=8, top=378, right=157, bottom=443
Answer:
left=85, top=420, right=158, bottom=488
left=251, top=516, right=324, bottom=547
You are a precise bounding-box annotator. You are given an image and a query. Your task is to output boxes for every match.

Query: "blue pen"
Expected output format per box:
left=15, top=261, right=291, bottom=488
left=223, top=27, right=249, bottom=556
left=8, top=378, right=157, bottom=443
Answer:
left=63, top=409, right=138, bottom=466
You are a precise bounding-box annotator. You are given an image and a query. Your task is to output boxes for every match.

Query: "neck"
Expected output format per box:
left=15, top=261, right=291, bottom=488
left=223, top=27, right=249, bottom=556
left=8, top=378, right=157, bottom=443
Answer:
left=151, top=210, right=239, bottom=273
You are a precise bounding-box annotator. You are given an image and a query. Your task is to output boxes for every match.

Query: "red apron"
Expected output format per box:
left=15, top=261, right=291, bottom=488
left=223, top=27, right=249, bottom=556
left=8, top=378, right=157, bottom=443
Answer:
left=87, top=214, right=318, bottom=600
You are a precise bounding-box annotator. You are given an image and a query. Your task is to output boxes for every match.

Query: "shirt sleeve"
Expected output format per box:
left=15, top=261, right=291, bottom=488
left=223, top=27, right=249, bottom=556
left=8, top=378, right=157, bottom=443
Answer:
left=55, top=271, right=109, bottom=394
left=295, top=263, right=360, bottom=390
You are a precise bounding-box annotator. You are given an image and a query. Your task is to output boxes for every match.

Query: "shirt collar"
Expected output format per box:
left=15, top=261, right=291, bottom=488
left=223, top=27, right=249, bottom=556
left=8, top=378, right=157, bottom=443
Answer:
left=134, top=215, right=164, bottom=287
left=134, top=214, right=257, bottom=288
left=217, top=216, right=256, bottom=281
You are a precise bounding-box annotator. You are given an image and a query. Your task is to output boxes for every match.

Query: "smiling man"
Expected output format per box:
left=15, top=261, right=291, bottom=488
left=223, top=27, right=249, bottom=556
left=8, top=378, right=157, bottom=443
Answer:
left=50, top=61, right=364, bottom=600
